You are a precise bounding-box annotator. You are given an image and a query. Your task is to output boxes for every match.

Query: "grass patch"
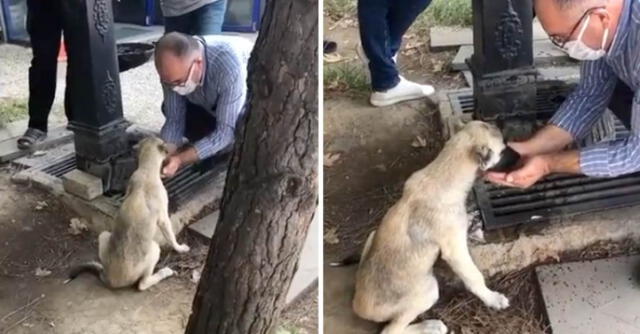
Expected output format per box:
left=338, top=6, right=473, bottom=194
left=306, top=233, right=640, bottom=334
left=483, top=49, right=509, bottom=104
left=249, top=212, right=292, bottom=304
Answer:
left=324, top=63, right=370, bottom=96
left=275, top=325, right=305, bottom=334
left=0, top=98, right=28, bottom=128
left=324, top=0, right=356, bottom=21
left=422, top=0, right=472, bottom=27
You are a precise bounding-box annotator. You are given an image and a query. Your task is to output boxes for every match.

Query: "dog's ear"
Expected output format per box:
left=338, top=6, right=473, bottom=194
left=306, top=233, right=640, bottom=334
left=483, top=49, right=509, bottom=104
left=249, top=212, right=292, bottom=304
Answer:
left=472, top=144, right=492, bottom=170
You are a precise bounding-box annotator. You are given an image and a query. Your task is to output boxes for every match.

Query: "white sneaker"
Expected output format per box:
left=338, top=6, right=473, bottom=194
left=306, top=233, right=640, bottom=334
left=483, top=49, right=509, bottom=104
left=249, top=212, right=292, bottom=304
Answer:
left=369, top=77, right=435, bottom=107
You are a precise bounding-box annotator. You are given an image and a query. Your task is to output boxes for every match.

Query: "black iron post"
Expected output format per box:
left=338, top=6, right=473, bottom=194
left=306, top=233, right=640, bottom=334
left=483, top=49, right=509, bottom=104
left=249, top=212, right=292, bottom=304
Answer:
left=468, top=0, right=538, bottom=140
left=61, top=0, right=133, bottom=193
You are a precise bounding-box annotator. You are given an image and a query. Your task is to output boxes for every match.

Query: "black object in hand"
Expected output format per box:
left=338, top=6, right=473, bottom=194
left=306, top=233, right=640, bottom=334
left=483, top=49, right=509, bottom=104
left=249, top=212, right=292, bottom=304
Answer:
left=488, top=146, right=521, bottom=172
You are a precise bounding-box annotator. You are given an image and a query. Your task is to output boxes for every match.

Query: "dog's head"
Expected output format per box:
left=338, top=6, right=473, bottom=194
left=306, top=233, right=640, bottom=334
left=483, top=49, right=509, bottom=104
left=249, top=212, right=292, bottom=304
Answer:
left=455, top=121, right=518, bottom=171
left=133, top=136, right=170, bottom=161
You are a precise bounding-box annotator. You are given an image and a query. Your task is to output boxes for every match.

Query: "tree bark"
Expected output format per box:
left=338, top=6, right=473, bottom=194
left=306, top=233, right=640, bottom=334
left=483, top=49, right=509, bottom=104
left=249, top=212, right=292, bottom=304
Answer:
left=184, top=0, right=318, bottom=332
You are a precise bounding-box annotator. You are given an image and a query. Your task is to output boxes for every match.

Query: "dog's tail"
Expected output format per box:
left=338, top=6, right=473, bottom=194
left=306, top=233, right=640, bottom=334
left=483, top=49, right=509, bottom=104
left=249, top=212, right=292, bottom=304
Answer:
left=65, top=261, right=106, bottom=285
left=328, top=254, right=361, bottom=267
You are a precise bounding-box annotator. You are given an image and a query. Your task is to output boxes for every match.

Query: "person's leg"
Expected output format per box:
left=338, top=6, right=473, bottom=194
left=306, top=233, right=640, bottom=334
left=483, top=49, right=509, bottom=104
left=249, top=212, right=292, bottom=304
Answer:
left=164, top=12, right=192, bottom=34
left=357, top=0, right=398, bottom=91
left=387, top=0, right=432, bottom=58
left=192, top=0, right=227, bottom=35
left=608, top=80, right=633, bottom=129
left=25, top=0, right=62, bottom=133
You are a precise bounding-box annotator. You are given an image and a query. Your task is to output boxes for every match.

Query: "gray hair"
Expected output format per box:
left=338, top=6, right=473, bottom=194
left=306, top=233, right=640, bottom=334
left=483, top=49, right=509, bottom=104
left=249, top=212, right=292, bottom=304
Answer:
left=155, top=32, right=200, bottom=60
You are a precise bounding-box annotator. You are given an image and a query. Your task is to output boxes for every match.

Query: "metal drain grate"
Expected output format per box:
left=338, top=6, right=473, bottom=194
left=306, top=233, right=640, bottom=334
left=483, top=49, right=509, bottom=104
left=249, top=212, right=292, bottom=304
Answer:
left=474, top=173, right=640, bottom=229
left=33, top=154, right=227, bottom=213
left=449, top=83, right=640, bottom=229
left=448, top=83, right=576, bottom=118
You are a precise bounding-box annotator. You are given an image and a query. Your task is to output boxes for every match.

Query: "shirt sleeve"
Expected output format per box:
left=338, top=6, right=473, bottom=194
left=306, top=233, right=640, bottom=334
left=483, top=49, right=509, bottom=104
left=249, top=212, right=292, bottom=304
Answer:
left=160, top=84, right=187, bottom=146
left=192, top=49, right=246, bottom=160
left=549, top=59, right=617, bottom=140
left=580, top=99, right=640, bottom=176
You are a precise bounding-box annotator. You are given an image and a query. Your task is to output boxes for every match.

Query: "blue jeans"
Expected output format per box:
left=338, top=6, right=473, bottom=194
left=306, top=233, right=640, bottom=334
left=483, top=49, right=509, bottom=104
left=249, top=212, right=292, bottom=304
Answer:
left=164, top=0, right=228, bottom=35
left=358, top=0, right=432, bottom=91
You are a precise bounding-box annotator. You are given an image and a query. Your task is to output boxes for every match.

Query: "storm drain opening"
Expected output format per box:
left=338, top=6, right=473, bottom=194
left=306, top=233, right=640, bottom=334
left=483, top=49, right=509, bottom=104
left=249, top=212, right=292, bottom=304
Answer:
left=26, top=153, right=227, bottom=213
left=448, top=83, right=640, bottom=230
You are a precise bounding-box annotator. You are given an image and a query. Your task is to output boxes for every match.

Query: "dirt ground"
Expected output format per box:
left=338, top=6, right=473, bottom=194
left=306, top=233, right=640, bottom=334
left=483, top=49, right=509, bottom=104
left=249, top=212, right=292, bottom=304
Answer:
left=322, top=15, right=553, bottom=334
left=0, top=165, right=317, bottom=334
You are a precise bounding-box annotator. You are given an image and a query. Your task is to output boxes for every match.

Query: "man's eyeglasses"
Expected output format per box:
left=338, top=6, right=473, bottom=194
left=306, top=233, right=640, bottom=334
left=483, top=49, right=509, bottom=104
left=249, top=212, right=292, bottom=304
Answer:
left=549, top=6, right=605, bottom=48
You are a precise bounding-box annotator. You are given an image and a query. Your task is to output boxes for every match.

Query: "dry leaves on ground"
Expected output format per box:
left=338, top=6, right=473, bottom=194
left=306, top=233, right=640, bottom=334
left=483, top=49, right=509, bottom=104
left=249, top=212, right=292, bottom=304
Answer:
left=324, top=152, right=342, bottom=167
left=324, top=226, right=340, bottom=244
left=68, top=218, right=89, bottom=235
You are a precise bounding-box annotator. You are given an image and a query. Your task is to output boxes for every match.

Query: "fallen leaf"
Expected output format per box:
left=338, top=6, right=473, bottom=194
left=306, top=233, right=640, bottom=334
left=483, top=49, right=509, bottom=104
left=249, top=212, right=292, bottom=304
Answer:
left=324, top=227, right=340, bottom=244
left=68, top=218, right=89, bottom=235
left=35, top=267, right=52, bottom=277
left=324, top=152, right=342, bottom=167
left=411, top=136, right=427, bottom=148
left=49, top=321, right=55, bottom=328
left=432, top=60, right=445, bottom=73
left=191, top=269, right=201, bottom=284
left=35, top=201, right=48, bottom=210
left=323, top=53, right=345, bottom=63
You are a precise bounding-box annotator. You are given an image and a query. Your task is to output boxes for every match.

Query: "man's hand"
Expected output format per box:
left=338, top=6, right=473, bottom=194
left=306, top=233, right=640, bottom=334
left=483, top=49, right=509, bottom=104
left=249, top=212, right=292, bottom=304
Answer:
left=486, top=155, right=551, bottom=188
left=162, top=155, right=182, bottom=178
left=161, top=146, right=200, bottom=179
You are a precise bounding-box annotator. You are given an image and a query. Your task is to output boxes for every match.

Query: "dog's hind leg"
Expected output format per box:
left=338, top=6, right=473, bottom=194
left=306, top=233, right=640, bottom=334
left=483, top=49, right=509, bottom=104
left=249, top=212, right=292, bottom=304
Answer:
left=137, top=242, right=174, bottom=291
left=98, top=231, right=111, bottom=263
left=381, top=275, right=442, bottom=334
left=439, top=230, right=509, bottom=310
left=403, top=274, right=446, bottom=334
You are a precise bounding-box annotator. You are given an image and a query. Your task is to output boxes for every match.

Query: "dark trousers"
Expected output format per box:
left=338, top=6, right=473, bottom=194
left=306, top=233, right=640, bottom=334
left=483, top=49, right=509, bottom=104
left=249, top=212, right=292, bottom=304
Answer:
left=164, top=0, right=228, bottom=35
left=184, top=103, right=217, bottom=143
left=26, top=0, right=72, bottom=132
left=609, top=80, right=633, bottom=129
left=358, top=0, right=432, bottom=91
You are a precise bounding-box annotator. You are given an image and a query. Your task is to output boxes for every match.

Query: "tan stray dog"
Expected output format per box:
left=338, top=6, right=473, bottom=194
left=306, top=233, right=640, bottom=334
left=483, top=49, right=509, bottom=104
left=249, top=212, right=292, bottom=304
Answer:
left=68, top=137, right=190, bottom=290
left=353, top=121, right=511, bottom=334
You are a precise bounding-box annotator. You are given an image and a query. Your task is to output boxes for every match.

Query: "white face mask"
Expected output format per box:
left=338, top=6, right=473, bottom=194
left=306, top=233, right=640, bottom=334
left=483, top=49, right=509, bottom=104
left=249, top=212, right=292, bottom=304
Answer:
left=172, top=63, right=198, bottom=96
left=563, top=14, right=609, bottom=61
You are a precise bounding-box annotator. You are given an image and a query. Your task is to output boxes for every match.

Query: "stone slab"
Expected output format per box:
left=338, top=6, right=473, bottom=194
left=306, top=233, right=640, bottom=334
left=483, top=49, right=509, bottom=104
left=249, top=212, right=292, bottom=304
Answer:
left=536, top=255, right=640, bottom=334
left=452, top=40, right=568, bottom=71
left=430, top=20, right=549, bottom=50
left=187, top=211, right=220, bottom=239
left=0, top=119, right=27, bottom=143
left=62, top=169, right=104, bottom=201
left=0, top=126, right=73, bottom=163
left=187, top=208, right=319, bottom=305
left=461, top=65, right=580, bottom=87
left=286, top=212, right=319, bottom=304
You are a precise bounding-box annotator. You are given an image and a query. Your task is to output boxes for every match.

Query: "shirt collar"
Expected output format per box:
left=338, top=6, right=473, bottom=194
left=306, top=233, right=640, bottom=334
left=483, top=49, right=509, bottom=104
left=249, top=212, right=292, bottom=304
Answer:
left=608, top=0, right=632, bottom=58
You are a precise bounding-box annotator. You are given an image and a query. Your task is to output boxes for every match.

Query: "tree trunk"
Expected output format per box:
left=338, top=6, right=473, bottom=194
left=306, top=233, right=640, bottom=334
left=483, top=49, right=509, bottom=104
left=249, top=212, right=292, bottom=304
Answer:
left=184, top=0, right=318, bottom=332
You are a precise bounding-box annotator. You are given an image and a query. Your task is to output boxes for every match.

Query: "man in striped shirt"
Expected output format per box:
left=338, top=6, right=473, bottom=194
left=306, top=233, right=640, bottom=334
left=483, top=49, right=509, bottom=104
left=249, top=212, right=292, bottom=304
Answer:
left=487, top=0, right=637, bottom=188
left=154, top=32, right=252, bottom=178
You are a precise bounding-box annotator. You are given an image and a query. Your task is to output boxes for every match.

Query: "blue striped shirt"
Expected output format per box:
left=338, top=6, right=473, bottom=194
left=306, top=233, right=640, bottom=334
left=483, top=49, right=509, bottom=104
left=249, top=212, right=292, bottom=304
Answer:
left=549, top=0, right=640, bottom=177
left=160, top=35, right=252, bottom=160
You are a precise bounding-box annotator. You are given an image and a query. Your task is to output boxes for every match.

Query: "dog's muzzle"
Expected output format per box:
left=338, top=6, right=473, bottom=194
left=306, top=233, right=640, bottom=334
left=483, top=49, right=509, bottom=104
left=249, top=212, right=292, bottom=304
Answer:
left=487, top=146, right=521, bottom=172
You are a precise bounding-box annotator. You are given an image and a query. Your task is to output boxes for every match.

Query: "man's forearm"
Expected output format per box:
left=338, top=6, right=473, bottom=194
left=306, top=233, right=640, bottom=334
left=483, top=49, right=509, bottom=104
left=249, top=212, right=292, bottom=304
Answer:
left=543, top=150, right=581, bottom=174
left=522, top=125, right=574, bottom=156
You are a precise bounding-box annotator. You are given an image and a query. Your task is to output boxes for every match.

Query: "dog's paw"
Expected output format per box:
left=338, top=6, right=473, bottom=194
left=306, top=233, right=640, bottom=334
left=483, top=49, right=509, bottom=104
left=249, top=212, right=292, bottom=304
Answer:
left=158, top=267, right=174, bottom=278
left=483, top=290, right=510, bottom=310
left=408, top=319, right=448, bottom=334
left=175, top=244, right=190, bottom=253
